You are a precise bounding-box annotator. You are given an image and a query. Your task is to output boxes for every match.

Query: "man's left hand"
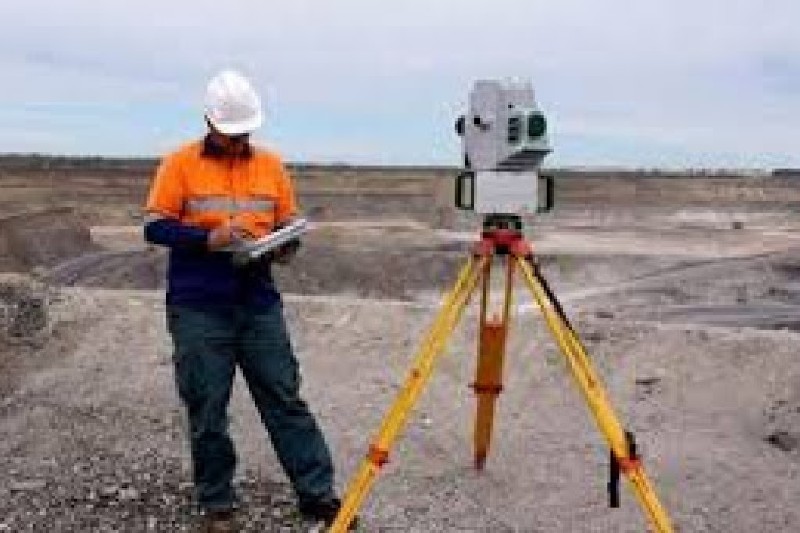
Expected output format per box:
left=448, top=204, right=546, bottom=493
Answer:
left=271, top=238, right=301, bottom=264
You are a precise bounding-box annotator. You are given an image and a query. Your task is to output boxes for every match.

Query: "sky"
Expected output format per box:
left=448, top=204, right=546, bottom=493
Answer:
left=0, top=0, right=798, bottom=168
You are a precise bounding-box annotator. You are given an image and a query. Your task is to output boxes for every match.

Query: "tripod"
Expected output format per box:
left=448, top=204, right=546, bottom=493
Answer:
left=329, top=216, right=674, bottom=532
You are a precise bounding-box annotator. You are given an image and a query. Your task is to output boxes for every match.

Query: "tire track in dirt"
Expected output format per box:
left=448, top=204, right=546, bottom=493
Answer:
left=46, top=250, right=164, bottom=289
left=520, top=248, right=799, bottom=310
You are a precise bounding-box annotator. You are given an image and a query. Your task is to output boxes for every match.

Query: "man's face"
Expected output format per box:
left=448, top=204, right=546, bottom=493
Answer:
left=217, top=132, right=250, bottom=156
left=206, top=118, right=251, bottom=156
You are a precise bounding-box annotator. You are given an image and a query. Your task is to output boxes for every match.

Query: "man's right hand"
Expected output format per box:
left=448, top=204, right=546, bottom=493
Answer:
left=207, top=223, right=250, bottom=251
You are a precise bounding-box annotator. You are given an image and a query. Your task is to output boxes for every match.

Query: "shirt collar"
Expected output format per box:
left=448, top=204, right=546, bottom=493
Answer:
left=201, top=134, right=253, bottom=160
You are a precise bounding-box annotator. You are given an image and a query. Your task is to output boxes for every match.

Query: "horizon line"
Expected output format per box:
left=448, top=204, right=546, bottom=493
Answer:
left=0, top=152, right=793, bottom=174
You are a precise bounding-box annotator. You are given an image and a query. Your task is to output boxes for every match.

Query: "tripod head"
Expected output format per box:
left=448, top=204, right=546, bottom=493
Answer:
left=476, top=214, right=530, bottom=258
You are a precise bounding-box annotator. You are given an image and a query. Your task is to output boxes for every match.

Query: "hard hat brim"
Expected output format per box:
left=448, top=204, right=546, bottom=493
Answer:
left=208, top=109, right=263, bottom=136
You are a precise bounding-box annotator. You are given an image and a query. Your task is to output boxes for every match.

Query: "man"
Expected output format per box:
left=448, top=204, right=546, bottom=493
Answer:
left=144, top=70, right=350, bottom=532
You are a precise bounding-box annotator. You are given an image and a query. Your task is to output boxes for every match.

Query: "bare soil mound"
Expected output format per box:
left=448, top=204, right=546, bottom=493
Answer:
left=0, top=276, right=55, bottom=397
left=0, top=280, right=48, bottom=339
left=274, top=244, right=469, bottom=299
left=0, top=208, right=94, bottom=271
left=44, top=241, right=474, bottom=300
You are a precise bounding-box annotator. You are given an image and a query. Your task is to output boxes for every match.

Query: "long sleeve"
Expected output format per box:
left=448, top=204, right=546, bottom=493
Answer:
left=144, top=218, right=209, bottom=251
left=143, top=150, right=210, bottom=251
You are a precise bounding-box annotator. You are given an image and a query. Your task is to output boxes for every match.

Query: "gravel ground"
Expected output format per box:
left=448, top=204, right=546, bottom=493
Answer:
left=0, top=286, right=335, bottom=532
left=1, top=447, right=302, bottom=532
left=2, top=216, right=800, bottom=531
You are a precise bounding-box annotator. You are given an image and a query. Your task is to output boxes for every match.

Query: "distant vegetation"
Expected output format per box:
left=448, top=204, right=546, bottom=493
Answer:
left=0, top=154, right=155, bottom=172
left=773, top=168, right=800, bottom=178
left=0, top=154, right=452, bottom=174
left=0, top=154, right=795, bottom=178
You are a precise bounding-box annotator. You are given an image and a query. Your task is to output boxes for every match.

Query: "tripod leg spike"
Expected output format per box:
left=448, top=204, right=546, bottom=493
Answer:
left=515, top=256, right=674, bottom=533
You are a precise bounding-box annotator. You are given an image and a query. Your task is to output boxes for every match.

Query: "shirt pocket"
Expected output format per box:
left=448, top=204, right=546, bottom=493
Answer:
left=182, top=171, right=232, bottom=229
left=234, top=194, right=278, bottom=237
left=183, top=194, right=234, bottom=230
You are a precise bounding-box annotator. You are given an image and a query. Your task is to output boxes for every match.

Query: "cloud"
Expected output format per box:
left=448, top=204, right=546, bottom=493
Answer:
left=0, top=0, right=798, bottom=166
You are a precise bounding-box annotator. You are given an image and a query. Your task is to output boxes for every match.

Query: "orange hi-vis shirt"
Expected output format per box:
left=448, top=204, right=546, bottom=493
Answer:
left=145, top=140, right=297, bottom=238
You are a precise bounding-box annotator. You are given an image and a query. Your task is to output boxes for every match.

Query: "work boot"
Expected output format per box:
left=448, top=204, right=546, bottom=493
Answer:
left=200, top=509, right=236, bottom=533
left=299, top=497, right=358, bottom=530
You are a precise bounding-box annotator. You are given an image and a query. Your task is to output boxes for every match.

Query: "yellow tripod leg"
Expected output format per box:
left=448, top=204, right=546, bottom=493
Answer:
left=515, top=256, right=674, bottom=533
left=329, top=256, right=487, bottom=533
left=473, top=257, right=514, bottom=469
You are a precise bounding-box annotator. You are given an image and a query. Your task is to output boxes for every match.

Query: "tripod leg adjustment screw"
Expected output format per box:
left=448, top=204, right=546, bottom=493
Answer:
left=367, top=445, right=390, bottom=468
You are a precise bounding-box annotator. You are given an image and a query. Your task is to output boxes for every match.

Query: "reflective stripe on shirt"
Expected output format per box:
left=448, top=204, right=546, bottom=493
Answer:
left=184, top=196, right=275, bottom=214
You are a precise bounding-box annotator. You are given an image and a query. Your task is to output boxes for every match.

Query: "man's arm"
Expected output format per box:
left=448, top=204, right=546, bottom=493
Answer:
left=143, top=153, right=215, bottom=252
left=145, top=216, right=248, bottom=253
left=144, top=216, right=210, bottom=251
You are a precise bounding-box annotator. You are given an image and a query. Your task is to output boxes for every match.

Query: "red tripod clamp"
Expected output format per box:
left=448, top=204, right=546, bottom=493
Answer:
left=473, top=228, right=532, bottom=258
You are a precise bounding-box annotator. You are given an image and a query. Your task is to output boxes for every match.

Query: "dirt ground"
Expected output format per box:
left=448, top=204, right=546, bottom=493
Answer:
left=1, top=171, right=799, bottom=531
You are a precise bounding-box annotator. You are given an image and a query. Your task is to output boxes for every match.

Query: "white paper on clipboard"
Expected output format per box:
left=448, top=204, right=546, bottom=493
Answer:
left=223, top=218, right=308, bottom=260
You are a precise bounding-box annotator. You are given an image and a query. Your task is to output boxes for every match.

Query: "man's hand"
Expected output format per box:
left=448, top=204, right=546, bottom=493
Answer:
left=207, top=222, right=252, bottom=251
left=270, top=238, right=301, bottom=264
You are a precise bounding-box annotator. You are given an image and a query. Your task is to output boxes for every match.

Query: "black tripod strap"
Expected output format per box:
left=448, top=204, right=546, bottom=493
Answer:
left=608, top=431, right=637, bottom=508
left=528, top=260, right=576, bottom=333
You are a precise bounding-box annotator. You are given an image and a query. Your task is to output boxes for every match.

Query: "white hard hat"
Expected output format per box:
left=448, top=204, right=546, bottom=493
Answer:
left=204, top=70, right=263, bottom=136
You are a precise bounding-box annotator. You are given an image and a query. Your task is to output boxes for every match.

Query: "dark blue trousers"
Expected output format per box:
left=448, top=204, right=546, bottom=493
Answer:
left=167, top=303, right=335, bottom=511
